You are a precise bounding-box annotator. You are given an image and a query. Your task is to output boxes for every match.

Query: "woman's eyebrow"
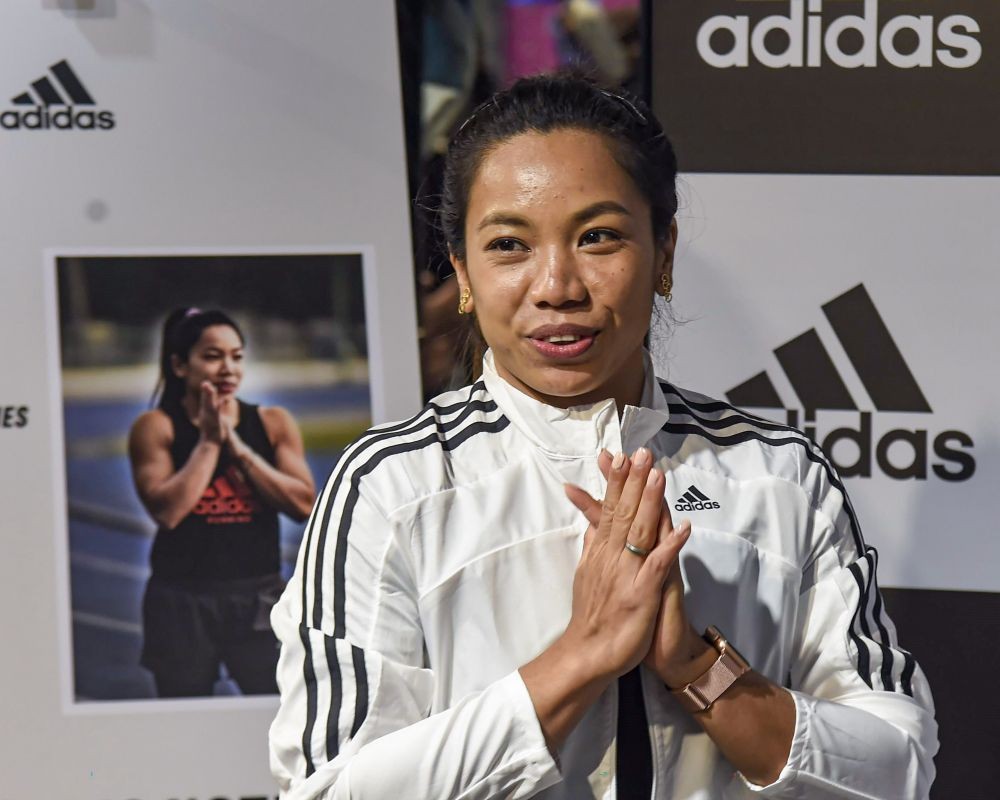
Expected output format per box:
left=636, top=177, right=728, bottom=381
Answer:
left=476, top=211, right=531, bottom=232
left=475, top=201, right=631, bottom=233
left=571, top=200, right=631, bottom=226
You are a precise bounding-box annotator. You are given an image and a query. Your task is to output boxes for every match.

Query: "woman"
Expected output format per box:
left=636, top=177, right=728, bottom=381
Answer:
left=129, top=307, right=316, bottom=697
left=269, top=76, right=937, bottom=798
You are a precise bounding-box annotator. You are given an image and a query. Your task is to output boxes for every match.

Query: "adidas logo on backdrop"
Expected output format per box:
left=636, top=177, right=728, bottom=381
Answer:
left=674, top=485, right=721, bottom=513
left=697, top=0, right=982, bottom=70
left=727, top=284, right=975, bottom=482
left=2, top=60, right=115, bottom=131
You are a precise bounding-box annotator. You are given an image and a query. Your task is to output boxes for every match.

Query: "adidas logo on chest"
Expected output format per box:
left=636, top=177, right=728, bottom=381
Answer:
left=673, top=484, right=721, bottom=513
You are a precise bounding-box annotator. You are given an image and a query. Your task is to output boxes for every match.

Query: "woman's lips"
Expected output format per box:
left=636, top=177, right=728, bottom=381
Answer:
left=216, top=382, right=237, bottom=395
left=529, top=334, right=597, bottom=360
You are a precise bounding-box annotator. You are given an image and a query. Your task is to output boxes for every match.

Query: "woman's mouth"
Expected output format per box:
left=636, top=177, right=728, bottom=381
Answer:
left=528, top=327, right=598, bottom=360
left=216, top=382, right=237, bottom=395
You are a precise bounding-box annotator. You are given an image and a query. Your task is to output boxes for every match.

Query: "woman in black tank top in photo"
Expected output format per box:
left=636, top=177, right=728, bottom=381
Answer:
left=128, top=307, right=316, bottom=698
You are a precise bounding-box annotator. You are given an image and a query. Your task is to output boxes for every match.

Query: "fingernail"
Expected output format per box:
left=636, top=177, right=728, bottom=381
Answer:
left=674, top=519, right=692, bottom=537
left=612, top=452, right=625, bottom=470
left=645, top=468, right=660, bottom=487
left=633, top=447, right=650, bottom=466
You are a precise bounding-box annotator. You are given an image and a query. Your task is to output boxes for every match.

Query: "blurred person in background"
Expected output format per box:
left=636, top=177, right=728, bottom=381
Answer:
left=128, top=307, right=316, bottom=698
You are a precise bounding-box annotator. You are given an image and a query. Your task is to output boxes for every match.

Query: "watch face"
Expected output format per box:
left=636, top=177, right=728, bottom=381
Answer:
left=707, top=625, right=751, bottom=671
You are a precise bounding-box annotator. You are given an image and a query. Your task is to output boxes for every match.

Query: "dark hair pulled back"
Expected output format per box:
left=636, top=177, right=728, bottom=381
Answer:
left=153, top=307, right=244, bottom=412
left=440, top=72, right=679, bottom=263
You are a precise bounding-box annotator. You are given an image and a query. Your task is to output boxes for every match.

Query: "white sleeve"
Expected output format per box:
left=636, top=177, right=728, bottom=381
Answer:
left=268, top=456, right=560, bottom=800
left=742, top=459, right=938, bottom=799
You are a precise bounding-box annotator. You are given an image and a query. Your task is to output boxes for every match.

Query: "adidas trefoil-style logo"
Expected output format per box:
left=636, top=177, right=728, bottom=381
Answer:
left=674, top=485, right=721, bottom=513
left=2, top=60, right=115, bottom=131
left=726, top=283, right=975, bottom=482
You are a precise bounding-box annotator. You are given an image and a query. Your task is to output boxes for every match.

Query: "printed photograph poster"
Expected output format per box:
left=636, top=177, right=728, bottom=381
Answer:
left=49, top=248, right=372, bottom=707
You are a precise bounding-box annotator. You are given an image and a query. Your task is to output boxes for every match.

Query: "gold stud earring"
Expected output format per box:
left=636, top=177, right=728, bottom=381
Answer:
left=458, top=287, right=472, bottom=315
left=659, top=274, right=673, bottom=302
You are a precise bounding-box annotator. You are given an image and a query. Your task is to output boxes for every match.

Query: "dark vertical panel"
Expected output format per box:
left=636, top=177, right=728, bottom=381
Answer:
left=882, top=588, right=1000, bottom=798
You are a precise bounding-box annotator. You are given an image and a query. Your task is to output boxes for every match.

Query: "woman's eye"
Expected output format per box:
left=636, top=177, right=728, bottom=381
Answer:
left=487, top=237, right=526, bottom=253
left=580, top=229, right=620, bottom=246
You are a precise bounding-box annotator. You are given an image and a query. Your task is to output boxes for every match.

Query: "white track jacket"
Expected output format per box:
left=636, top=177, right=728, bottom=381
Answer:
left=270, top=351, right=937, bottom=799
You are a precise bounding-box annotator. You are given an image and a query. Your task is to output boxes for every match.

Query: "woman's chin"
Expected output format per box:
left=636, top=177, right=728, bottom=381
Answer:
left=522, top=370, right=616, bottom=407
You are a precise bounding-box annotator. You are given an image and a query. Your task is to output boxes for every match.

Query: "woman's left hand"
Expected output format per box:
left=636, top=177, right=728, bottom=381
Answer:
left=569, top=450, right=712, bottom=688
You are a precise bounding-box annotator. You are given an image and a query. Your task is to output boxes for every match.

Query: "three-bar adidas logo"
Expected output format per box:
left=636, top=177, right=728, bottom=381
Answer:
left=2, top=60, right=115, bottom=131
left=727, top=283, right=975, bottom=482
left=674, top=485, right=720, bottom=513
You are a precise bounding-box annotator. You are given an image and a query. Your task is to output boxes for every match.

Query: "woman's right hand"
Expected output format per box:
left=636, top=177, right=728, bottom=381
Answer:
left=195, top=380, right=226, bottom=444
left=520, top=447, right=690, bottom=752
left=562, top=447, right=690, bottom=681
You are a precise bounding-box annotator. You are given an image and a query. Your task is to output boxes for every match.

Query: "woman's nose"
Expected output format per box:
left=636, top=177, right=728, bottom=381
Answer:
left=529, top=247, right=587, bottom=308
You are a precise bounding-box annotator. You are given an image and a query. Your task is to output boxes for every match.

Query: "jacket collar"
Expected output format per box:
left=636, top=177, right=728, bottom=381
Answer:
left=481, top=349, right=671, bottom=458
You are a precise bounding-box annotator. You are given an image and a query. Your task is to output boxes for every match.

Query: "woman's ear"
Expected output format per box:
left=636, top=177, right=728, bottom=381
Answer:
left=170, top=353, right=187, bottom=379
left=449, top=250, right=475, bottom=315
left=654, top=218, right=678, bottom=293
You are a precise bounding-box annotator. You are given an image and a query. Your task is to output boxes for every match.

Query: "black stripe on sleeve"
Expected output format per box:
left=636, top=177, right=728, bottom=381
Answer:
left=869, top=548, right=915, bottom=696
left=350, top=645, right=369, bottom=738
left=300, top=622, right=319, bottom=776
left=296, top=383, right=488, bottom=771
left=899, top=649, right=917, bottom=698
left=324, top=634, right=343, bottom=763
left=846, top=548, right=901, bottom=692
left=847, top=562, right=874, bottom=689
left=300, top=385, right=507, bottom=768
left=324, top=415, right=509, bottom=757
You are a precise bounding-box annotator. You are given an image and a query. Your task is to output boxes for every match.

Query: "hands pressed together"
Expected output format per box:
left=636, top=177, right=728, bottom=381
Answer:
left=520, top=446, right=718, bottom=753
left=563, top=447, right=710, bottom=689
left=194, top=380, right=252, bottom=462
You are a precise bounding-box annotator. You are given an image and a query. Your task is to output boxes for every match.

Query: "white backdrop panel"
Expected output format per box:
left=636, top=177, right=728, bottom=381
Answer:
left=660, top=173, right=1000, bottom=592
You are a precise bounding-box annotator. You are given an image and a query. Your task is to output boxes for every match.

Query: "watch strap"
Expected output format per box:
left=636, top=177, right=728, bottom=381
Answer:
left=670, top=627, right=750, bottom=713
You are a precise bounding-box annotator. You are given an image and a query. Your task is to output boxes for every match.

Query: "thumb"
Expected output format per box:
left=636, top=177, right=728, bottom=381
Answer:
left=564, top=483, right=602, bottom=527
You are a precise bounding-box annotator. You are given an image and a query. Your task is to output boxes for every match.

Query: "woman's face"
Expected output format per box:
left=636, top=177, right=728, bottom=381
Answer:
left=453, top=128, right=675, bottom=409
left=173, top=324, right=244, bottom=400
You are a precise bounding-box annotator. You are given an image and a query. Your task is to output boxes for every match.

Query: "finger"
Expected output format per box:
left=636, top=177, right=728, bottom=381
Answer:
left=598, top=452, right=631, bottom=540
left=564, top=483, right=602, bottom=528
left=202, top=381, right=219, bottom=410
left=656, top=497, right=677, bottom=545
left=608, top=447, right=653, bottom=550
left=597, top=448, right=613, bottom=480
left=636, top=519, right=691, bottom=592
left=622, top=467, right=665, bottom=561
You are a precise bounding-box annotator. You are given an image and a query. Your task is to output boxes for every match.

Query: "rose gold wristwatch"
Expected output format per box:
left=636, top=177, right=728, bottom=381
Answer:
left=670, top=625, right=751, bottom=714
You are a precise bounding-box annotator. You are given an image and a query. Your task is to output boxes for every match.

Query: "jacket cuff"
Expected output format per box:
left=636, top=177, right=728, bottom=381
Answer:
left=502, top=670, right=564, bottom=784
left=734, top=687, right=806, bottom=797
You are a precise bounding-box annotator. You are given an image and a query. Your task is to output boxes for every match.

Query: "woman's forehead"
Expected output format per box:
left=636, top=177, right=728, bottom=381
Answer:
left=470, top=129, right=641, bottom=219
left=195, top=325, right=242, bottom=348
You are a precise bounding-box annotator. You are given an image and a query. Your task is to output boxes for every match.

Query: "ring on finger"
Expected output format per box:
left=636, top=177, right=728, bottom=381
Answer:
left=624, top=540, right=651, bottom=557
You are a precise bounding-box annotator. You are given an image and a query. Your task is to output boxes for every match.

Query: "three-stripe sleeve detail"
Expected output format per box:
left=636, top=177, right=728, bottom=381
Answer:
left=296, top=382, right=509, bottom=774
left=659, top=382, right=913, bottom=696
